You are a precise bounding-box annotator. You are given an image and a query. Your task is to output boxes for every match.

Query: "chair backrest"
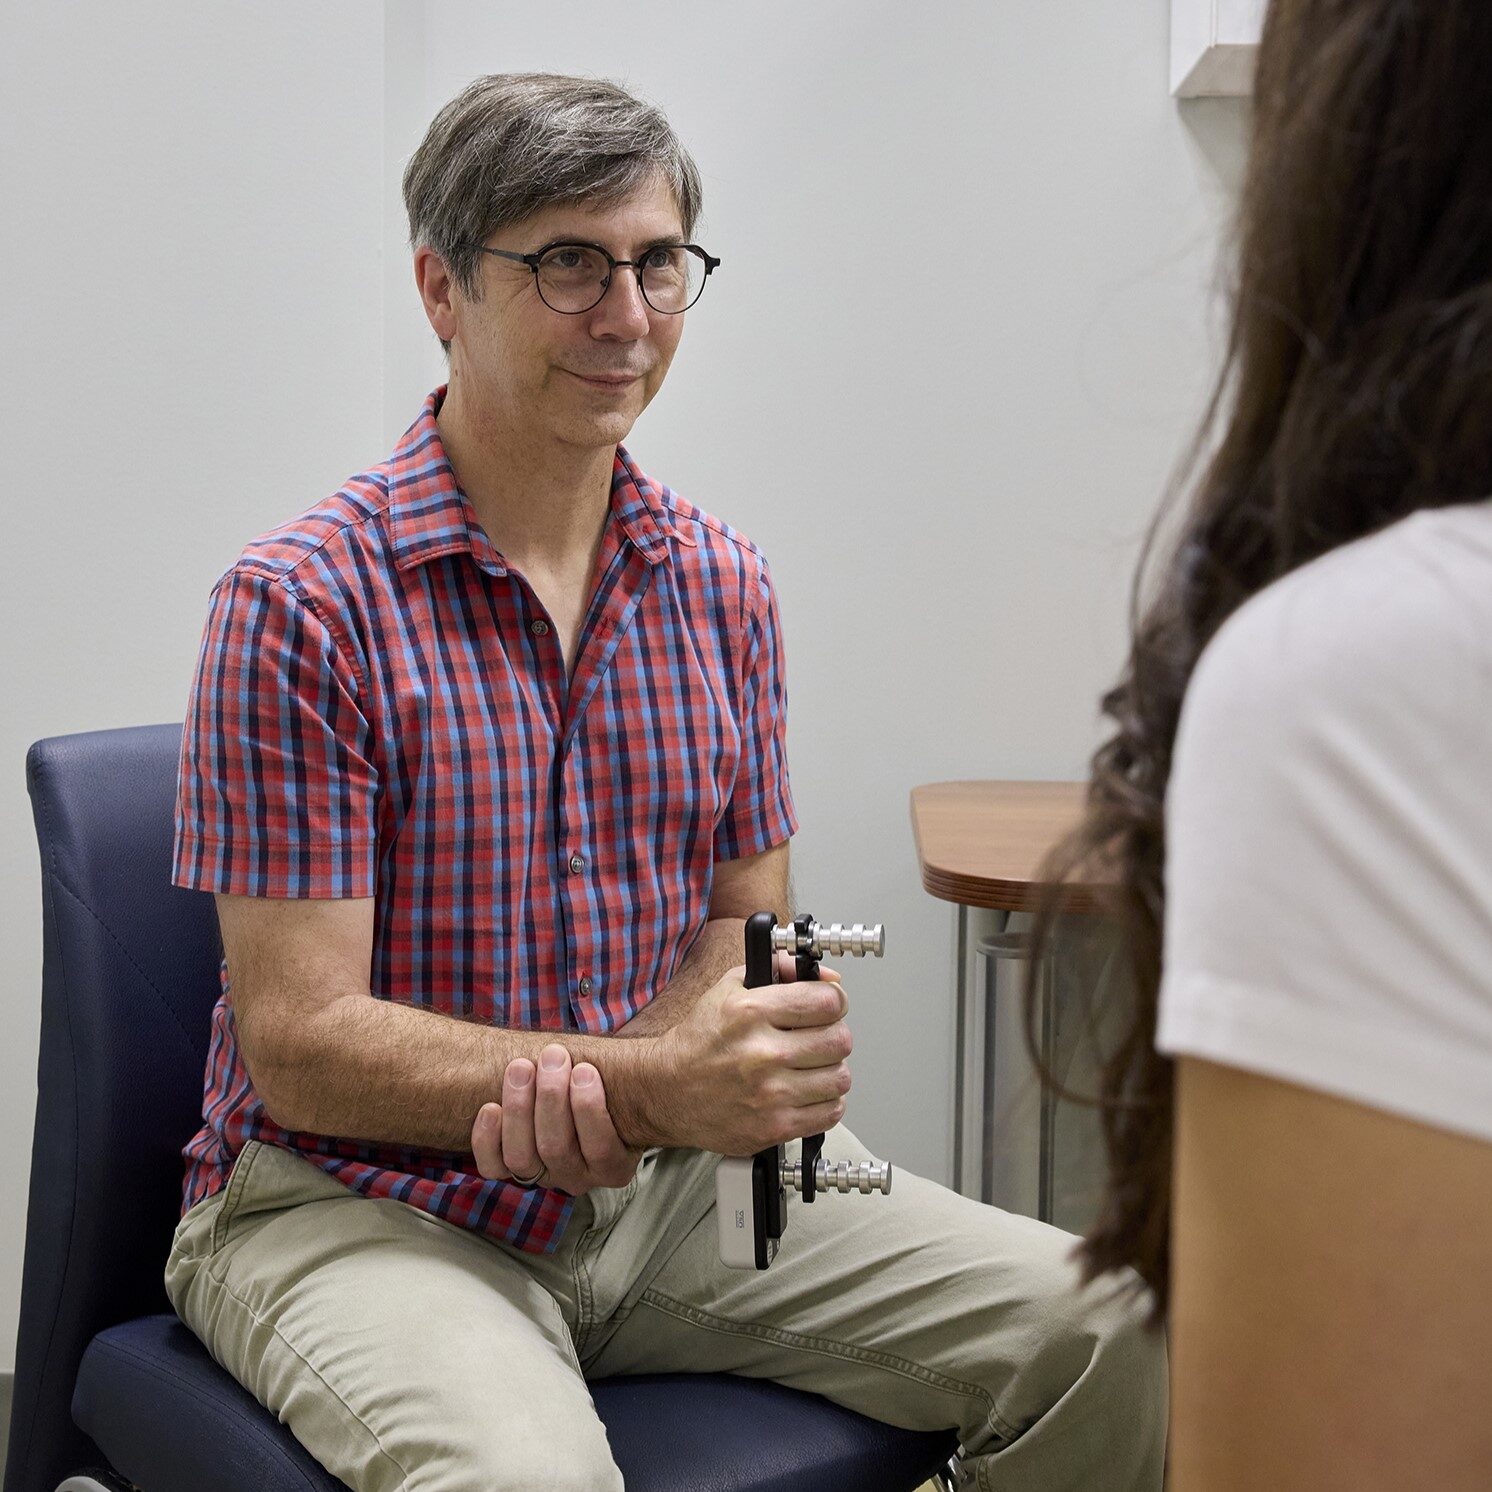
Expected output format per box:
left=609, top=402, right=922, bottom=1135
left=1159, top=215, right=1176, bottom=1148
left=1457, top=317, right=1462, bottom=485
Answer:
left=7, top=724, right=221, bottom=1492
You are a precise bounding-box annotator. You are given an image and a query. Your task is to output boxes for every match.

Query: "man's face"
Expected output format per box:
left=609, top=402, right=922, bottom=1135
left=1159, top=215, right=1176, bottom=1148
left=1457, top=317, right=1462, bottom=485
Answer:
left=449, top=176, right=689, bottom=452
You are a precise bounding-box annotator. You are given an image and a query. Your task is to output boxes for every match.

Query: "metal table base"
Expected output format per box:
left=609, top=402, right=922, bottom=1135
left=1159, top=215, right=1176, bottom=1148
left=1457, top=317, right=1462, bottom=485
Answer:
left=952, top=905, right=1117, bottom=1233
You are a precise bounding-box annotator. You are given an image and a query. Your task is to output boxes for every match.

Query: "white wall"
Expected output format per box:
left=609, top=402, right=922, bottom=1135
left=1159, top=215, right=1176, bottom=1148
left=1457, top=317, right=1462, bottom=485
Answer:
left=0, top=2, right=385, bottom=1373
left=1, top=1, right=1247, bottom=1374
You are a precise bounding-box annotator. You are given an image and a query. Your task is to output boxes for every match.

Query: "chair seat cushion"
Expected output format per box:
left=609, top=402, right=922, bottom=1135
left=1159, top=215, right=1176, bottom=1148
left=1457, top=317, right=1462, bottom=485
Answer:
left=73, top=1316, right=344, bottom=1492
left=590, top=1370, right=958, bottom=1492
left=74, top=1314, right=957, bottom=1492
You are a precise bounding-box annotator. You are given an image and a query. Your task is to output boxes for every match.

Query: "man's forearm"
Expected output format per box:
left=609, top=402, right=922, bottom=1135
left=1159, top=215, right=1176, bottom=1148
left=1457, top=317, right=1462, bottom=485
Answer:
left=252, top=995, right=673, bottom=1152
left=614, top=917, right=747, bottom=1038
left=253, top=906, right=786, bottom=1155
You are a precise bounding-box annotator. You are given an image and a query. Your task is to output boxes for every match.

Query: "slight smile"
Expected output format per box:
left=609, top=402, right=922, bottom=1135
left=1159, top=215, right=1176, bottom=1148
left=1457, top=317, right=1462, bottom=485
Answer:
left=567, top=370, right=641, bottom=389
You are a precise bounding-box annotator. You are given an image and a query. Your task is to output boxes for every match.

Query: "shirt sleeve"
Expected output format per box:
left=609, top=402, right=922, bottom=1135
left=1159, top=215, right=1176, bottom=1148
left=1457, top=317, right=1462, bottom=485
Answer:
left=1155, top=541, right=1492, bottom=1144
left=713, top=552, right=798, bottom=862
left=172, top=566, right=379, bottom=899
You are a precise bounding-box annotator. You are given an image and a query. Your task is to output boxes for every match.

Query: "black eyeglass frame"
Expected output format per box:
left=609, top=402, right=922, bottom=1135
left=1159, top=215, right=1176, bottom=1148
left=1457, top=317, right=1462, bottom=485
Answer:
left=469, top=239, right=722, bottom=314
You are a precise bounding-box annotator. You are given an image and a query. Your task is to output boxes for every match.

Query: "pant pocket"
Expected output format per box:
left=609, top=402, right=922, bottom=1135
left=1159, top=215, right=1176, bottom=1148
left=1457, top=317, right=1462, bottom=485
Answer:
left=209, top=1139, right=269, bottom=1253
left=164, top=1188, right=229, bottom=1315
left=164, top=1142, right=270, bottom=1314
left=208, top=1141, right=360, bottom=1259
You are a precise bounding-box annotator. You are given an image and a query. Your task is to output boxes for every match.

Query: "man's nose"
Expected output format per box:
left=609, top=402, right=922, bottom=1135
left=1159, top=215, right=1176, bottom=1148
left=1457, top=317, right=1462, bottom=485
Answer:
left=590, top=268, right=653, bottom=338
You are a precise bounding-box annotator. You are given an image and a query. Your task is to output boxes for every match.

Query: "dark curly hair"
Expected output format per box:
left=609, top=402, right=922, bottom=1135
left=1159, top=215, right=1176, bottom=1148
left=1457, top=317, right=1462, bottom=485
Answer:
left=1027, top=0, right=1492, bottom=1321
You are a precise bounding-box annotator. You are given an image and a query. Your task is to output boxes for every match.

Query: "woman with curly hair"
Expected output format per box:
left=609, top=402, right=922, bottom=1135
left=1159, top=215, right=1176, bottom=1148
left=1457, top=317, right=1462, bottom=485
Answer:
left=1031, top=2, right=1492, bottom=1485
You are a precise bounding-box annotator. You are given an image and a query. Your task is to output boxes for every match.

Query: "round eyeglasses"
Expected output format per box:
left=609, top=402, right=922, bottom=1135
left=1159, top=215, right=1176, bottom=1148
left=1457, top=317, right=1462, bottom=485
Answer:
left=470, top=239, right=721, bottom=315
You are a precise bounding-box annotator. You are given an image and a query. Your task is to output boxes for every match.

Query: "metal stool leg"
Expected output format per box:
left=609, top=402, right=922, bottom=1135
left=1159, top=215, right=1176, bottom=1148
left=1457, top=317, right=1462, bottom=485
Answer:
left=1037, top=931, right=1057, bottom=1225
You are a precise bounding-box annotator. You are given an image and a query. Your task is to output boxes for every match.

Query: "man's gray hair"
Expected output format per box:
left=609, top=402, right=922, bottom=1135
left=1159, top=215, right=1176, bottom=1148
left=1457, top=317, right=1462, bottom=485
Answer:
left=403, top=73, right=704, bottom=350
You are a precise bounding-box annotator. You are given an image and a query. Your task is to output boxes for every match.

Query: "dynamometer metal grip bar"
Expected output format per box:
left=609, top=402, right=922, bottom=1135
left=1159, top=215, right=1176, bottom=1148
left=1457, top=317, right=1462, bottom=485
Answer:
left=771, top=920, right=885, bottom=961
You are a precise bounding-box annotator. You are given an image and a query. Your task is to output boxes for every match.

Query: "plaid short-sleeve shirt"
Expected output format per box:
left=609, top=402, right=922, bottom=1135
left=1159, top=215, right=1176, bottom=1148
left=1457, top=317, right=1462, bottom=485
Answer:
left=171, top=386, right=797, bottom=1251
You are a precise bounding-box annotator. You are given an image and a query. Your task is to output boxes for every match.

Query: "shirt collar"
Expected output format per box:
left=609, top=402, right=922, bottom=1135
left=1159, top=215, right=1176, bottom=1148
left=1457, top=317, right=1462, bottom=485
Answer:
left=387, top=386, right=684, bottom=575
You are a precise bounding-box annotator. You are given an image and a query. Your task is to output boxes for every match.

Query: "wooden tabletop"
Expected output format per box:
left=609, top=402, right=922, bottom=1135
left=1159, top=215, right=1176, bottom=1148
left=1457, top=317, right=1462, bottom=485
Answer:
left=910, top=780, right=1108, bottom=914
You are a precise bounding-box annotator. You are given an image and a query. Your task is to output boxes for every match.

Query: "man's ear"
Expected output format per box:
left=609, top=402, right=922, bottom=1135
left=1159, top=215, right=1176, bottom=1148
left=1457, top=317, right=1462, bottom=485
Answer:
left=413, top=246, right=459, bottom=346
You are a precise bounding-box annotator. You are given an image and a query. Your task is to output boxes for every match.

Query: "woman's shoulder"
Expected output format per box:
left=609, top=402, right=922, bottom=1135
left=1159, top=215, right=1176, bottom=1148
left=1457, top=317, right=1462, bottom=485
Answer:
left=1184, top=497, right=1492, bottom=738
left=1160, top=499, right=1492, bottom=1145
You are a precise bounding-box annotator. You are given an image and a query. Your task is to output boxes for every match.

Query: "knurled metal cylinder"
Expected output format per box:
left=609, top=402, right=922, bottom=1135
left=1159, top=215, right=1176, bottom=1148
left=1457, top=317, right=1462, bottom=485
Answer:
left=771, top=921, right=885, bottom=959
left=785, top=1158, right=894, bottom=1195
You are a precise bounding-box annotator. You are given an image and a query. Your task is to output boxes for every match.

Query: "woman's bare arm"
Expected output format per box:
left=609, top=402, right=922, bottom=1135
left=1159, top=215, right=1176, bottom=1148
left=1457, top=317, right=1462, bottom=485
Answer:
left=1169, top=1056, right=1492, bottom=1491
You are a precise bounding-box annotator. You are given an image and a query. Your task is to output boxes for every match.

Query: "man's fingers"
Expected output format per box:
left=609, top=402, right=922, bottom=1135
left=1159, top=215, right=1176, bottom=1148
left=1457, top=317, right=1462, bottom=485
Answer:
left=786, top=1062, right=853, bottom=1106
left=501, top=1058, right=541, bottom=1178
left=790, top=1097, right=849, bottom=1137
left=771, top=951, right=843, bottom=987
left=533, top=1044, right=579, bottom=1174
left=763, top=981, right=850, bottom=1029
left=571, top=1064, right=639, bottom=1187
left=494, top=1049, right=643, bottom=1195
left=471, top=1102, right=510, bottom=1181
left=779, top=1020, right=854, bottom=1070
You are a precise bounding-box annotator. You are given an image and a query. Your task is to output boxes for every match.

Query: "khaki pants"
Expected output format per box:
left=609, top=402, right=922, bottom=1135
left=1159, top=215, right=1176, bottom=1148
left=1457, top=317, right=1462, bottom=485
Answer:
left=165, top=1130, right=1166, bottom=1491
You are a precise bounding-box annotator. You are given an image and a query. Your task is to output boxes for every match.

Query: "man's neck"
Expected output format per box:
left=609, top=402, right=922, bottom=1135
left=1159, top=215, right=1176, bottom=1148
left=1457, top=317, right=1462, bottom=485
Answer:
left=435, top=377, right=614, bottom=577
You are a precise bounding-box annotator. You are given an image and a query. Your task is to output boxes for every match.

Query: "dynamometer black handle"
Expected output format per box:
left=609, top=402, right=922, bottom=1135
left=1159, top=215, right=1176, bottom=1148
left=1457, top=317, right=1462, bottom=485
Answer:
left=745, top=912, right=827, bottom=1211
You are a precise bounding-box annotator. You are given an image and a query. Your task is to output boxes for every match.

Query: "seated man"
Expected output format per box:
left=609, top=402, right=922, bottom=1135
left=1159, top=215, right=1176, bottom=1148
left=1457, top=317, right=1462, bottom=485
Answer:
left=165, top=71, right=1166, bottom=1491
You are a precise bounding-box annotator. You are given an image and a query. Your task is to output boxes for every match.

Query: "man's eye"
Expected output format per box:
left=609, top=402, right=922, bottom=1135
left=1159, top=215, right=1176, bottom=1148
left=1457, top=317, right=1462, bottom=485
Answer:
left=553, top=249, right=585, bottom=269
left=644, top=247, right=678, bottom=269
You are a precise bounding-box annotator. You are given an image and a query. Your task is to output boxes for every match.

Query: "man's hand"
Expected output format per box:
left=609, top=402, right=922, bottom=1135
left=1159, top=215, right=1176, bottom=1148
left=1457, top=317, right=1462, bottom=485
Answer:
left=649, top=956, right=852, bottom=1156
left=470, top=1043, right=642, bottom=1196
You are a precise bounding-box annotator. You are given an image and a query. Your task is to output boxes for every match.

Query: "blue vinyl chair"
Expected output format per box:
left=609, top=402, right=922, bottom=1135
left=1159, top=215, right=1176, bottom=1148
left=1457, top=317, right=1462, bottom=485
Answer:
left=7, top=723, right=960, bottom=1492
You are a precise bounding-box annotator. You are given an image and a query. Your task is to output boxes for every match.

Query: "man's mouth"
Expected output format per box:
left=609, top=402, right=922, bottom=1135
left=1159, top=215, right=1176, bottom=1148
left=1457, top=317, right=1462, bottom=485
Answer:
left=567, top=370, right=643, bottom=387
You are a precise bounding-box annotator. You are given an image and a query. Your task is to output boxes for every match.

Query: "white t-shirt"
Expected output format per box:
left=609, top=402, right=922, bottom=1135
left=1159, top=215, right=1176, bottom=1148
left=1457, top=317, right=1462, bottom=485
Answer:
left=1155, top=497, right=1492, bottom=1143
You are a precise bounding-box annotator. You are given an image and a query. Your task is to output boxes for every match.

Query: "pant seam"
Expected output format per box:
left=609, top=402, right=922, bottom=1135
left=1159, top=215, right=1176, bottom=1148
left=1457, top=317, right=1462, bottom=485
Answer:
left=571, top=1180, right=638, bottom=1361
left=210, top=1139, right=266, bottom=1253
left=203, top=1260, right=415, bottom=1490
left=570, top=1222, right=594, bottom=1359
left=636, top=1287, right=1020, bottom=1446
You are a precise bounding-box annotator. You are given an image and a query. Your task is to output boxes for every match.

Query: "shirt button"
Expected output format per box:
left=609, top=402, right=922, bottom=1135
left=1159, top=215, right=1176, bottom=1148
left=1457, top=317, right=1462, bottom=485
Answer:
left=569, top=853, right=586, bottom=874
left=529, top=619, right=550, bottom=637
left=579, top=975, right=593, bottom=996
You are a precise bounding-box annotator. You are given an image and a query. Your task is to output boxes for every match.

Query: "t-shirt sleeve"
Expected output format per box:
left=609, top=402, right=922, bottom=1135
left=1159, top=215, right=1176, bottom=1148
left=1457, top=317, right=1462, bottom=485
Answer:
left=1155, top=544, right=1492, bottom=1143
left=172, top=566, right=379, bottom=899
left=713, top=552, right=798, bottom=861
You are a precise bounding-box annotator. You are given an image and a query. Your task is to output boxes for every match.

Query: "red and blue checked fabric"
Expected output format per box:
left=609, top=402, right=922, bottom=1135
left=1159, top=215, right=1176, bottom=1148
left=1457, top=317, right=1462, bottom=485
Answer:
left=171, top=386, right=796, bottom=1251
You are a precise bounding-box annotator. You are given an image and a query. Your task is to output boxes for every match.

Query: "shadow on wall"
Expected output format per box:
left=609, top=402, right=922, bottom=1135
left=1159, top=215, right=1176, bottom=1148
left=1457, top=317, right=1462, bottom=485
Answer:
left=1178, top=96, right=1253, bottom=194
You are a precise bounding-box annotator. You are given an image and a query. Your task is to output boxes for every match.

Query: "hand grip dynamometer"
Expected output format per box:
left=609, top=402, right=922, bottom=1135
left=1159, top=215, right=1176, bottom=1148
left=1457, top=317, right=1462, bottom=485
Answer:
left=715, top=912, right=892, bottom=1269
